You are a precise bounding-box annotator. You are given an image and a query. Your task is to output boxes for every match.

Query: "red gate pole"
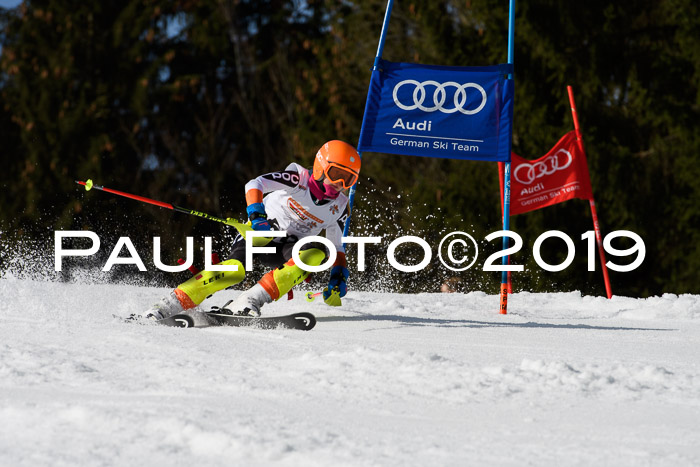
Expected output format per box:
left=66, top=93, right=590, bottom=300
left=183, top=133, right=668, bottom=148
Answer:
left=567, top=86, right=613, bottom=298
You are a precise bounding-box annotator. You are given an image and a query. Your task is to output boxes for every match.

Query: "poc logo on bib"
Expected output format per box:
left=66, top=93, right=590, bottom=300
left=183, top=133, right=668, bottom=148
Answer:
left=265, top=171, right=300, bottom=187
left=392, top=80, right=487, bottom=115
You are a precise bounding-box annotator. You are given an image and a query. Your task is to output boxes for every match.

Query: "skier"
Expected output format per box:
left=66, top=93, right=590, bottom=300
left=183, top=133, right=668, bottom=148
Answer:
left=142, top=140, right=361, bottom=320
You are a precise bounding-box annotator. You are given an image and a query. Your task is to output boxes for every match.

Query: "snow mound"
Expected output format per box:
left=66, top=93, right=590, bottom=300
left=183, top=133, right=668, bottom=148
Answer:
left=1, top=278, right=699, bottom=465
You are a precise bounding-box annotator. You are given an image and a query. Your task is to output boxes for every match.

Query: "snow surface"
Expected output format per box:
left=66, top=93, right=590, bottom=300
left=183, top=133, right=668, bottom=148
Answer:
left=1, top=277, right=699, bottom=466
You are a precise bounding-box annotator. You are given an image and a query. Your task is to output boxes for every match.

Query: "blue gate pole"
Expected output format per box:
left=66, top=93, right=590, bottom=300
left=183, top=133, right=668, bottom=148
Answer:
left=500, top=0, right=516, bottom=314
left=343, top=0, right=395, bottom=239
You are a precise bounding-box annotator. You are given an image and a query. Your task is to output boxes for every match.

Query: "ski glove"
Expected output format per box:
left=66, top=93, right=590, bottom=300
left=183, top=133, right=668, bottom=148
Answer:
left=247, top=202, right=271, bottom=231
left=323, top=265, right=349, bottom=302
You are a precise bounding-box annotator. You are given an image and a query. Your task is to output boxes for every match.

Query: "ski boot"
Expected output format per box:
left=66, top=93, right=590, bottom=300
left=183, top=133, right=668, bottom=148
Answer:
left=227, top=247, right=327, bottom=316
left=139, top=258, right=247, bottom=321
left=141, top=290, right=191, bottom=320
left=227, top=284, right=272, bottom=317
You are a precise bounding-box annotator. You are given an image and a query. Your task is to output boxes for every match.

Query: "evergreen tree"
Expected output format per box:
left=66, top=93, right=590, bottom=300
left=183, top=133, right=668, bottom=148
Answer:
left=1, top=0, right=698, bottom=295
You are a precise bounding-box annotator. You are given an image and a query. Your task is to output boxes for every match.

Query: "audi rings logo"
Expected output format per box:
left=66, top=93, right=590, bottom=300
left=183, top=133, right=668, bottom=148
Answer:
left=514, top=149, right=574, bottom=185
left=392, top=80, right=487, bottom=115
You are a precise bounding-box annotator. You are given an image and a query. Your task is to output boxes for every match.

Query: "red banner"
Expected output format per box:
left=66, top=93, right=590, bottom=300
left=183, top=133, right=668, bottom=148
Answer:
left=500, top=130, right=593, bottom=215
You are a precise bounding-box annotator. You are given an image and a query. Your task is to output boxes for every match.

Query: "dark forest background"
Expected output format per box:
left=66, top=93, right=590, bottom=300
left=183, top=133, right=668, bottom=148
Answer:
left=1, top=0, right=699, bottom=297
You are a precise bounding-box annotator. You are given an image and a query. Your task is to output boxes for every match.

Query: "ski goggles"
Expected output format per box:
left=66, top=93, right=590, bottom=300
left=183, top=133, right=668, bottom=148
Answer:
left=324, top=163, right=359, bottom=189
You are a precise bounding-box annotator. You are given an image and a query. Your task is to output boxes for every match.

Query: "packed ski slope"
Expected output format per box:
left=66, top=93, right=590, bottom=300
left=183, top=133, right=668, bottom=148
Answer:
left=1, top=277, right=699, bottom=466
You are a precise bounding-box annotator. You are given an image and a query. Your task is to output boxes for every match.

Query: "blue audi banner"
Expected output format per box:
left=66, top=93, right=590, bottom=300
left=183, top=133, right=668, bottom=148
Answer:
left=358, top=60, right=514, bottom=162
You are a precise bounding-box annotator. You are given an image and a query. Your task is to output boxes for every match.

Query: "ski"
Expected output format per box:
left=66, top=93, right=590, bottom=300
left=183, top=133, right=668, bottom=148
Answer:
left=157, top=314, right=197, bottom=328
left=159, top=311, right=316, bottom=331
left=207, top=311, right=316, bottom=330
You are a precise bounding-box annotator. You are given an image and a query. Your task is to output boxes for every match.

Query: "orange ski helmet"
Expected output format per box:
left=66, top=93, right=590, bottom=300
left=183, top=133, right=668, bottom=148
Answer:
left=312, top=140, right=361, bottom=189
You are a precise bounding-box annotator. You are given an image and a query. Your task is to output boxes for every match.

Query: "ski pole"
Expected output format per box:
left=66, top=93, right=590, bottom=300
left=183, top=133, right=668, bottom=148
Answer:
left=305, top=289, right=341, bottom=306
left=305, top=291, right=323, bottom=302
left=75, top=179, right=270, bottom=244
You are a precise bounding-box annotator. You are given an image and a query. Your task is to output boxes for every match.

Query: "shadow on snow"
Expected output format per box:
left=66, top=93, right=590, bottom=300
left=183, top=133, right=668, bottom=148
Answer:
left=316, top=315, right=675, bottom=332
